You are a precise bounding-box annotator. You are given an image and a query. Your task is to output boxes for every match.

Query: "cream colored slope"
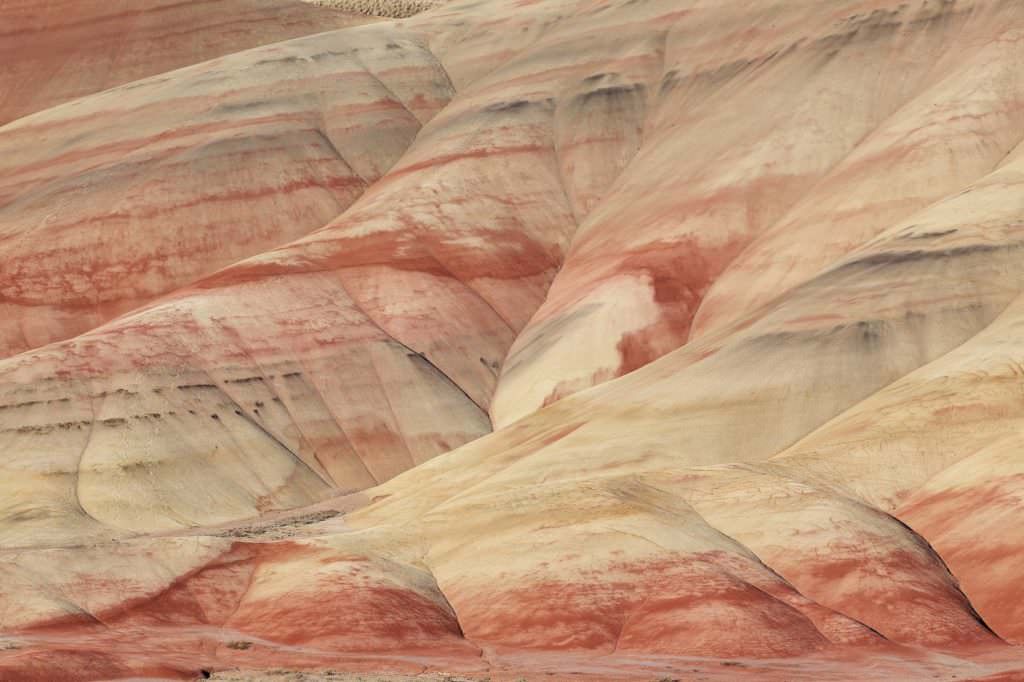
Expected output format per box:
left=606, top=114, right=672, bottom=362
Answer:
left=899, top=441, right=1024, bottom=643
left=408, top=459, right=997, bottom=649
left=757, top=265, right=1024, bottom=642
left=770, top=286, right=1024, bottom=513
left=488, top=0, right=1022, bottom=427
left=692, top=19, right=1024, bottom=340
left=349, top=131, right=1024, bottom=647
left=677, top=151, right=1024, bottom=641
left=406, top=0, right=586, bottom=89
left=373, top=138, right=1024, bottom=521
left=644, top=465, right=995, bottom=648
left=740, top=288, right=1024, bottom=643
left=417, top=476, right=882, bottom=655
left=0, top=0, right=694, bottom=548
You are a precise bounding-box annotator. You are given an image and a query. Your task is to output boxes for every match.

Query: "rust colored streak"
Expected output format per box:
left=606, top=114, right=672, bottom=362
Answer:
left=196, top=225, right=560, bottom=292
left=617, top=235, right=756, bottom=372
left=385, top=143, right=546, bottom=180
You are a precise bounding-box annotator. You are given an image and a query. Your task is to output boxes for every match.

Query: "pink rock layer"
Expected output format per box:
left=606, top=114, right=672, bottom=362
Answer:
left=0, top=0, right=373, bottom=126
left=1, top=0, right=1024, bottom=680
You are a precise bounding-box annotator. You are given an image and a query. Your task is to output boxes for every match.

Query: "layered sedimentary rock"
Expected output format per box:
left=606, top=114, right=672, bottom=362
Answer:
left=0, top=20, right=460, bottom=358
left=2, top=0, right=1024, bottom=680
left=0, top=0, right=373, bottom=126
left=490, top=0, right=1024, bottom=424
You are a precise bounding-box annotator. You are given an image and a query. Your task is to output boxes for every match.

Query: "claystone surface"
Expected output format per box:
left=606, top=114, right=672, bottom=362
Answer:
left=2, top=0, right=1024, bottom=680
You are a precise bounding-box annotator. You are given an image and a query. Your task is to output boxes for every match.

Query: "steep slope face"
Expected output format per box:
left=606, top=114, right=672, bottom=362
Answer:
left=350, top=136, right=1024, bottom=651
left=769, top=286, right=1024, bottom=645
left=2, top=0, right=1024, bottom=681
left=0, top=0, right=373, bottom=126
left=899, top=444, right=1024, bottom=644
left=490, top=0, right=1024, bottom=425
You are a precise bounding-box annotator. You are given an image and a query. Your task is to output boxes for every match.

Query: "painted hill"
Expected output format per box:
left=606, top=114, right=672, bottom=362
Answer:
left=1, top=0, right=1024, bottom=680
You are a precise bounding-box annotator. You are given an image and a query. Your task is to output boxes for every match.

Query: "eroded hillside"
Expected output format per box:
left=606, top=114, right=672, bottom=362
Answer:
left=1, top=0, right=1024, bottom=680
